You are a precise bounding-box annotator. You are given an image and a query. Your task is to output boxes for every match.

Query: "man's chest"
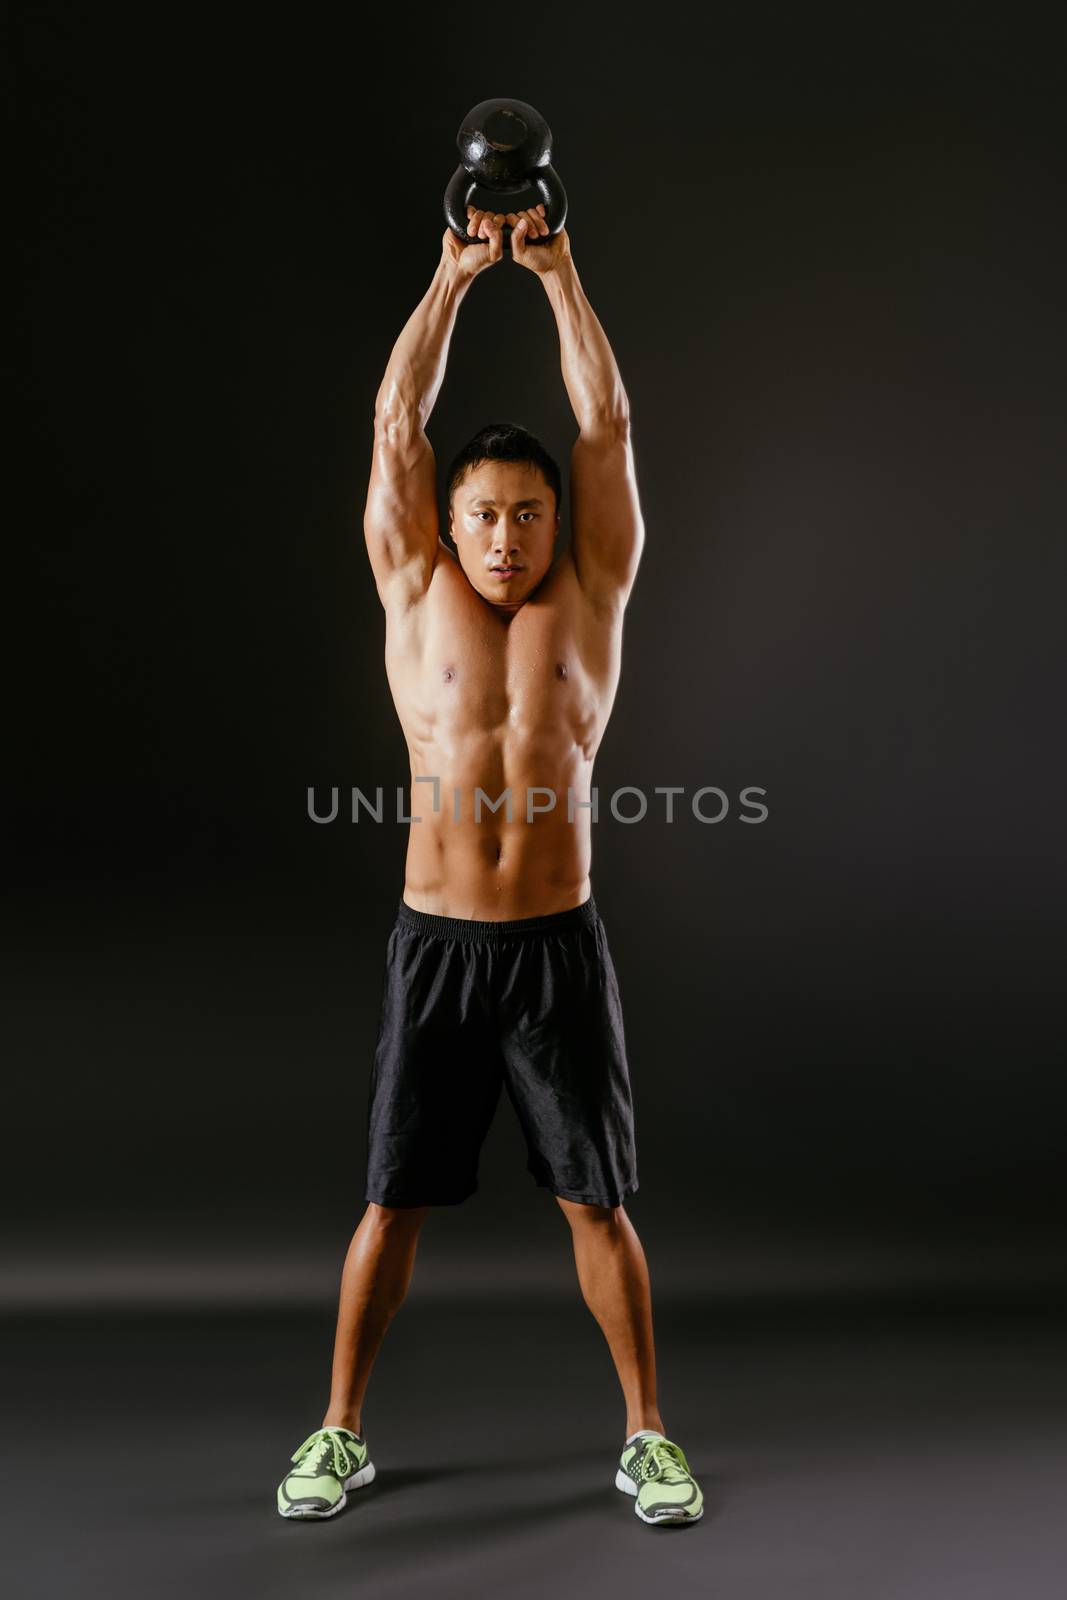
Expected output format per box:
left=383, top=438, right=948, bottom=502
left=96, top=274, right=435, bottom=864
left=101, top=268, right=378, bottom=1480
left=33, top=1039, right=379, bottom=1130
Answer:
left=384, top=561, right=618, bottom=753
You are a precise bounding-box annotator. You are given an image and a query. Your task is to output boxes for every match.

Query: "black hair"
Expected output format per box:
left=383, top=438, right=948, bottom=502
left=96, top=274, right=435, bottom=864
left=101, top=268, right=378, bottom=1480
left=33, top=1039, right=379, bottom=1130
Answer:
left=445, top=422, right=561, bottom=516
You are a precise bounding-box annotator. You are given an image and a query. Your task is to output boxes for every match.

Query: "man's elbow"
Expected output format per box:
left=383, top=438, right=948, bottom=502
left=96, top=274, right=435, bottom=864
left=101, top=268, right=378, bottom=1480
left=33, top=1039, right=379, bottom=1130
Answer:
left=578, top=407, right=631, bottom=447
left=373, top=373, right=428, bottom=443
left=373, top=402, right=423, bottom=449
left=372, top=399, right=433, bottom=475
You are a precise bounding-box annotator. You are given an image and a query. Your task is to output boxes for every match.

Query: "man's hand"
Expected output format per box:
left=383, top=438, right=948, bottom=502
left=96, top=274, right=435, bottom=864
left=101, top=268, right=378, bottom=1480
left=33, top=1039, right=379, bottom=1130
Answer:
left=441, top=206, right=506, bottom=281
left=506, top=205, right=572, bottom=275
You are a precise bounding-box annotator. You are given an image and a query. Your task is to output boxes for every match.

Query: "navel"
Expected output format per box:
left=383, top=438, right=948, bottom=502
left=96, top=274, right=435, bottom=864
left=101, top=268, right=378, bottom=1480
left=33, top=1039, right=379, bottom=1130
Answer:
left=555, top=661, right=568, bottom=680
left=442, top=666, right=457, bottom=683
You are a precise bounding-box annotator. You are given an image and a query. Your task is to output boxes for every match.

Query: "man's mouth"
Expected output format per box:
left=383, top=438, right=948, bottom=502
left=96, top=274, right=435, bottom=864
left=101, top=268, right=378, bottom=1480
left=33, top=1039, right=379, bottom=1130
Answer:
left=489, top=564, right=523, bottom=579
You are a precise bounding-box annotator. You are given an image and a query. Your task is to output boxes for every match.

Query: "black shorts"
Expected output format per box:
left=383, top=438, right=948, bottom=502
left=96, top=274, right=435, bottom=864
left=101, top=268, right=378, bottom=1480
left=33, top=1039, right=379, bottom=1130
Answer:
left=364, top=895, right=638, bottom=1209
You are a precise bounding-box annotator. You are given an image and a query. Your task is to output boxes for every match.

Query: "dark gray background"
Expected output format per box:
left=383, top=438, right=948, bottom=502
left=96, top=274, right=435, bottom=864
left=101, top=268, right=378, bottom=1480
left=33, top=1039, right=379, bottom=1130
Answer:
left=12, top=0, right=1065, bottom=1294
left=8, top=6, right=1067, bottom=1596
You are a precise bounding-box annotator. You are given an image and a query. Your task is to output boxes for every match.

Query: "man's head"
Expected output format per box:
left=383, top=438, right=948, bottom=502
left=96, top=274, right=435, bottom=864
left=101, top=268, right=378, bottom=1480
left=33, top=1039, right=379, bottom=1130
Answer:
left=446, top=422, right=561, bottom=611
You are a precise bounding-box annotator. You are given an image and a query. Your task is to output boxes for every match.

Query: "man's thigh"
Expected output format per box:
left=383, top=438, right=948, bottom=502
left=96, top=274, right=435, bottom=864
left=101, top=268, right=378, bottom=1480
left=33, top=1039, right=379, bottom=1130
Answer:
left=365, top=921, right=503, bottom=1206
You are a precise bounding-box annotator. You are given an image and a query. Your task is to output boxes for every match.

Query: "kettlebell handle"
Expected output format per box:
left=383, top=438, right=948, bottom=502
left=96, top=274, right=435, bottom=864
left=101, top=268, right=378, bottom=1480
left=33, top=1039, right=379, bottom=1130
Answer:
left=444, top=164, right=567, bottom=250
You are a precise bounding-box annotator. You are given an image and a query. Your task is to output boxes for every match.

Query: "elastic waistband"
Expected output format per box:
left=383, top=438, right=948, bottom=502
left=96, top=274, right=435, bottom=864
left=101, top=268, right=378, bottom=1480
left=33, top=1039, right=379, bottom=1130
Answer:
left=396, top=895, right=598, bottom=943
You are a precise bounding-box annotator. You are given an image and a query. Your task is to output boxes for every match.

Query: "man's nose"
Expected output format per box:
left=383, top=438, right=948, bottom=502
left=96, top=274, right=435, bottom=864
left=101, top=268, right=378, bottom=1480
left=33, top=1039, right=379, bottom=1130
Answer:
left=491, top=524, right=519, bottom=553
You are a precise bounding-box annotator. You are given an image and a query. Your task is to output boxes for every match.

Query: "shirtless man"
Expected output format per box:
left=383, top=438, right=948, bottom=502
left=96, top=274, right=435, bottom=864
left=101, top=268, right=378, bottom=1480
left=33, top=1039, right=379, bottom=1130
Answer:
left=276, top=205, right=703, bottom=1528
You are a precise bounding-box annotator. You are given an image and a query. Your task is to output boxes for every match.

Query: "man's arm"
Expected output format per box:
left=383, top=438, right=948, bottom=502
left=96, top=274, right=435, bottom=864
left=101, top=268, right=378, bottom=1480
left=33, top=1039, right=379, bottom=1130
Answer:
left=509, top=211, right=645, bottom=612
left=363, top=211, right=505, bottom=609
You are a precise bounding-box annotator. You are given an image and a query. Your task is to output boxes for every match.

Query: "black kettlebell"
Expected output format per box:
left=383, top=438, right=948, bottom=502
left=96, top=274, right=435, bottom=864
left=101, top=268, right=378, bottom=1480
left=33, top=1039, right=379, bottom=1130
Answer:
left=443, top=97, right=567, bottom=251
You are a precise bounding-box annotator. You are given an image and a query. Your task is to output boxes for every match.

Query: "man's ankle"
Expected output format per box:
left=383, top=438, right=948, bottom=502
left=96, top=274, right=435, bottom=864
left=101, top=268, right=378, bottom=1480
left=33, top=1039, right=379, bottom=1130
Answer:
left=322, top=1414, right=362, bottom=1436
left=626, top=1418, right=665, bottom=1440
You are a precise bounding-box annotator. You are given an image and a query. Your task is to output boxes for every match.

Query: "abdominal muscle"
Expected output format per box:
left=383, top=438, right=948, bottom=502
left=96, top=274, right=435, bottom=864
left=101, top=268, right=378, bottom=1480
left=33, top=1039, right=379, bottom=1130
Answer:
left=400, top=745, right=596, bottom=920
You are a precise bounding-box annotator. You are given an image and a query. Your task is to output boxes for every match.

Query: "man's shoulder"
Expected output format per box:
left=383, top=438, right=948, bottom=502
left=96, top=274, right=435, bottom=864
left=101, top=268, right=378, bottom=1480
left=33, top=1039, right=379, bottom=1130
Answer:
left=380, top=541, right=461, bottom=618
left=548, top=546, right=627, bottom=624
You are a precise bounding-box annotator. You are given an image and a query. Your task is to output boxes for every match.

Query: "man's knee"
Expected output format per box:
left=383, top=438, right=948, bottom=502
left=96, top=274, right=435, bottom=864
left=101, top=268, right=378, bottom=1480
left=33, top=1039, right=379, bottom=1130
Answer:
left=364, top=1200, right=429, bottom=1233
left=556, top=1195, right=625, bottom=1228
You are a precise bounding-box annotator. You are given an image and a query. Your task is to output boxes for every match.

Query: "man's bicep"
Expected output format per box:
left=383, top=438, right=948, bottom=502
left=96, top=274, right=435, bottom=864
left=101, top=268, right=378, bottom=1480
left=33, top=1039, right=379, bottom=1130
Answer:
left=362, top=419, right=440, bottom=606
left=570, top=426, right=645, bottom=609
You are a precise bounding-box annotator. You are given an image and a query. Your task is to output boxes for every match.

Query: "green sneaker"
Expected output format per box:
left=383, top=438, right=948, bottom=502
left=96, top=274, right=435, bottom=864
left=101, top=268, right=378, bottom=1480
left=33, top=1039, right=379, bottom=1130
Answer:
left=276, top=1425, right=376, bottom=1519
left=616, top=1432, right=703, bottom=1525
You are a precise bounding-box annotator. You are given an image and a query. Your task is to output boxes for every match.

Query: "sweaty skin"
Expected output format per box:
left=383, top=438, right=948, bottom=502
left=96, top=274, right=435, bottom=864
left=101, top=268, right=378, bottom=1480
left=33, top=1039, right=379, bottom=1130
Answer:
left=364, top=205, right=644, bottom=920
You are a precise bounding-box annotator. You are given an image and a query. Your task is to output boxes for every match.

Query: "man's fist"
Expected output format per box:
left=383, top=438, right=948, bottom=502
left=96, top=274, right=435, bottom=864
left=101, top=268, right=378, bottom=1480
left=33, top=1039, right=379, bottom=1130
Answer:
left=506, top=205, right=571, bottom=275
left=441, top=207, right=506, bottom=280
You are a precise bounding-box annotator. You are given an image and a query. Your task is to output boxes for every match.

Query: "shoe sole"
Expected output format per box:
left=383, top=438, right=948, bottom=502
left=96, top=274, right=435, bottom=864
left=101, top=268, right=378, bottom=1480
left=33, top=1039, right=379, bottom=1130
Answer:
left=615, top=1466, right=703, bottom=1525
left=278, top=1460, right=376, bottom=1519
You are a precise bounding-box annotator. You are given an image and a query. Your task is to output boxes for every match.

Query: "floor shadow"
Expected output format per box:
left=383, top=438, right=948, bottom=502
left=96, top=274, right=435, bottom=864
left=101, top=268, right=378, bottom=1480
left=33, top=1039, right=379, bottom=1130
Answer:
left=141, top=1452, right=608, bottom=1521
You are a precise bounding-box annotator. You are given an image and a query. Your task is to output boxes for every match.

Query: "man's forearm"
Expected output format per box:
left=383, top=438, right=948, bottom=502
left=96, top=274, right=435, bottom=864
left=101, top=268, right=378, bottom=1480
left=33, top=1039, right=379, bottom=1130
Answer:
left=541, top=258, right=630, bottom=435
left=374, top=254, right=470, bottom=433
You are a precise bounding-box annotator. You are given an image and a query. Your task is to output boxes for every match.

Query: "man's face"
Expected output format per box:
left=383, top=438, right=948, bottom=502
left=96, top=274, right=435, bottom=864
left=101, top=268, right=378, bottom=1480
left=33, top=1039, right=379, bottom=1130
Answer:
left=449, top=460, right=560, bottom=612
